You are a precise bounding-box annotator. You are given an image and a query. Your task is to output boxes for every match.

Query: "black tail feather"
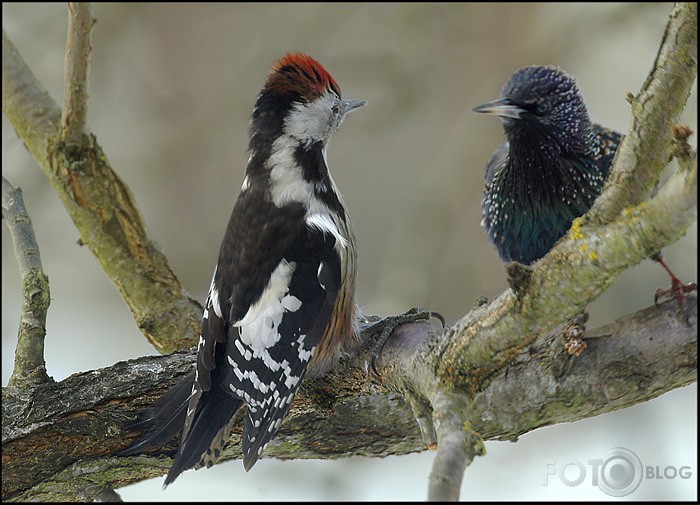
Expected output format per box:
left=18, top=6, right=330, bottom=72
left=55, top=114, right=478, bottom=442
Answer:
left=121, top=371, right=243, bottom=486
left=119, top=372, right=195, bottom=457
left=164, top=385, right=243, bottom=486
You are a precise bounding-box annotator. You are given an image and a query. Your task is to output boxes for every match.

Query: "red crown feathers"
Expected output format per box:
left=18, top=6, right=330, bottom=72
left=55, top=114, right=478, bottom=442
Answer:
left=265, top=53, right=341, bottom=101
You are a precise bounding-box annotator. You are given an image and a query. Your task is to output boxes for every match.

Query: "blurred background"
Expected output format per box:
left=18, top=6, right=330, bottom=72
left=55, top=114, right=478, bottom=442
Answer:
left=2, top=3, right=696, bottom=501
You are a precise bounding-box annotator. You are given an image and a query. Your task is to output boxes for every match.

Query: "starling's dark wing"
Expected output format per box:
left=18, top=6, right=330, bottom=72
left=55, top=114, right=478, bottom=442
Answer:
left=481, top=141, right=513, bottom=260
left=591, top=124, right=622, bottom=179
left=484, top=141, right=509, bottom=187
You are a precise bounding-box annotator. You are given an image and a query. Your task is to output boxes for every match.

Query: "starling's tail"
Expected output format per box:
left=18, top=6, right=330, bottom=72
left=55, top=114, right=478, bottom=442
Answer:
left=119, top=372, right=195, bottom=457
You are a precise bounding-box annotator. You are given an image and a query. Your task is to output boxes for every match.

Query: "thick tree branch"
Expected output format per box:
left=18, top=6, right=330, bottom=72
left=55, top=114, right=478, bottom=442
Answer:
left=469, top=293, right=697, bottom=441
left=61, top=2, right=94, bottom=143
left=2, top=176, right=51, bottom=388
left=2, top=28, right=202, bottom=353
left=1, top=295, right=694, bottom=501
left=1, top=29, right=60, bottom=164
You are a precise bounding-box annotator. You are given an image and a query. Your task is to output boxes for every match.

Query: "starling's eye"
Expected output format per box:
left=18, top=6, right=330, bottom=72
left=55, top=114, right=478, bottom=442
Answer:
left=331, top=104, right=340, bottom=115
left=534, top=101, right=551, bottom=115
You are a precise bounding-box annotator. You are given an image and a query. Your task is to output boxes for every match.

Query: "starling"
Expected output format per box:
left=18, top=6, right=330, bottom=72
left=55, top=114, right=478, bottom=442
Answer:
left=473, top=65, right=695, bottom=308
left=473, top=65, right=619, bottom=265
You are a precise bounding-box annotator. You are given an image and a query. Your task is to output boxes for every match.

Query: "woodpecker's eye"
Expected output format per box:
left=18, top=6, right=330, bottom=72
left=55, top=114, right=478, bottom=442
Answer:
left=331, top=104, right=340, bottom=115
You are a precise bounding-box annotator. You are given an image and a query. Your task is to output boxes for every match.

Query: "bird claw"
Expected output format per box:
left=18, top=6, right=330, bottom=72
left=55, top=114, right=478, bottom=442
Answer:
left=651, top=255, right=697, bottom=324
left=653, top=281, right=697, bottom=305
left=363, top=307, right=445, bottom=377
left=654, top=280, right=697, bottom=324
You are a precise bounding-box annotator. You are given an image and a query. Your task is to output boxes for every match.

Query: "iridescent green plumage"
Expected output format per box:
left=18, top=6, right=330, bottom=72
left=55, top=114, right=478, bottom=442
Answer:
left=474, top=65, right=620, bottom=264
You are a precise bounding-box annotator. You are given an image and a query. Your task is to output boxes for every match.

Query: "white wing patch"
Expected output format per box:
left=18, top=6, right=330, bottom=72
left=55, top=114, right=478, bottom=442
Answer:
left=296, top=334, right=314, bottom=362
left=306, top=213, right=348, bottom=250
left=233, top=260, right=302, bottom=355
left=210, top=286, right=223, bottom=318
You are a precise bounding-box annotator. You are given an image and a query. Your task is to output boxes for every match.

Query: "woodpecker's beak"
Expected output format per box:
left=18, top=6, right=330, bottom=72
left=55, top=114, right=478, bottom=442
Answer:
left=472, top=97, right=523, bottom=120
left=341, top=99, right=366, bottom=117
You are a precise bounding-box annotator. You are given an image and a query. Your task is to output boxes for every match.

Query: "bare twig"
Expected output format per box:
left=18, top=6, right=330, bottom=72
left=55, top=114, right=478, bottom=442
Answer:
left=2, top=29, right=203, bottom=353
left=587, top=2, right=697, bottom=224
left=2, top=176, right=51, bottom=388
left=428, top=392, right=484, bottom=501
left=61, top=2, right=94, bottom=142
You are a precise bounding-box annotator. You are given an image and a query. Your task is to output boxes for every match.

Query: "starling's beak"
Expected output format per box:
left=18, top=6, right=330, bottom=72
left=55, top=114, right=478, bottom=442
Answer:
left=472, top=97, right=524, bottom=120
left=341, top=99, right=366, bottom=117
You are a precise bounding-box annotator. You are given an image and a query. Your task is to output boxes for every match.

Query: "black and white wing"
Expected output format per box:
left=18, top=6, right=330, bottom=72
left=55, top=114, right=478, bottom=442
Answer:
left=175, top=192, right=346, bottom=475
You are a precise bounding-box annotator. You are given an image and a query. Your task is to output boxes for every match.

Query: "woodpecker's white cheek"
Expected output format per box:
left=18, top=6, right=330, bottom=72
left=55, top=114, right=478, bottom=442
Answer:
left=283, top=93, right=336, bottom=146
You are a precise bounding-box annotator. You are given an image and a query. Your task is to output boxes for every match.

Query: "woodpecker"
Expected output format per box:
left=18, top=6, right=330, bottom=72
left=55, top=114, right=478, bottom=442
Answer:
left=121, top=53, right=364, bottom=484
left=473, top=65, right=695, bottom=307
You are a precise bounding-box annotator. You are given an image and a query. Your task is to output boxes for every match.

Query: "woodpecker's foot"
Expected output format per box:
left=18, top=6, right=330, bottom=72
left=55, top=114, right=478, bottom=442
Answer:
left=563, top=311, right=589, bottom=357
left=651, top=254, right=697, bottom=324
left=362, top=307, right=445, bottom=377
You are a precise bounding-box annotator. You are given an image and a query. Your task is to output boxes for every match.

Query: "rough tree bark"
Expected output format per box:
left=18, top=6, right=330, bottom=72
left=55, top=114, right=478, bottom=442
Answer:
left=2, top=2, right=697, bottom=502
